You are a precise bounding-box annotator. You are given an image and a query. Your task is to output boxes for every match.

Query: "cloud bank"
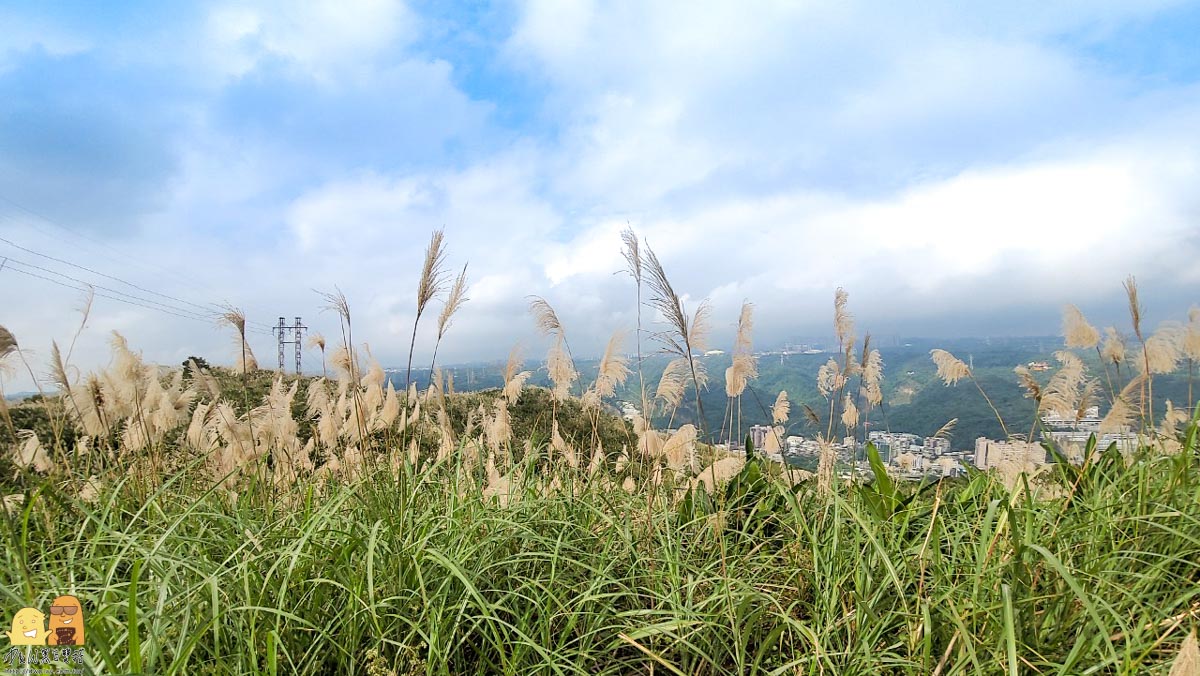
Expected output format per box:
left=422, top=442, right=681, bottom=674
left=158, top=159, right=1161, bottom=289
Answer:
left=2, top=1, right=1199, bottom=389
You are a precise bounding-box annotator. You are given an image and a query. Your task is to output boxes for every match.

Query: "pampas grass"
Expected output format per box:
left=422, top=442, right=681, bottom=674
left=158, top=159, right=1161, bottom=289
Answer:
left=1041, top=351, right=1088, bottom=419
left=931, top=348, right=1010, bottom=439
left=546, top=337, right=577, bottom=403
left=723, top=301, right=757, bottom=448
left=655, top=357, right=689, bottom=413
left=930, top=349, right=971, bottom=386
left=429, top=263, right=469, bottom=376
left=621, top=226, right=652, bottom=428
left=724, top=303, right=757, bottom=400
left=1062, top=304, right=1100, bottom=349
left=0, top=325, right=15, bottom=363
left=307, top=332, right=327, bottom=378
left=528, top=296, right=567, bottom=341
left=1169, top=629, right=1199, bottom=676
left=502, top=344, right=531, bottom=405
left=643, top=242, right=711, bottom=437
left=405, top=229, right=450, bottom=393
left=772, top=390, right=790, bottom=424
left=1102, top=326, right=1126, bottom=367
left=594, top=330, right=631, bottom=399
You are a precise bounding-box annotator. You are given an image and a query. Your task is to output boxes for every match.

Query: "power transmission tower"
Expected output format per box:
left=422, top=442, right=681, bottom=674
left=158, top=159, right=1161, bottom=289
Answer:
left=272, top=316, right=308, bottom=374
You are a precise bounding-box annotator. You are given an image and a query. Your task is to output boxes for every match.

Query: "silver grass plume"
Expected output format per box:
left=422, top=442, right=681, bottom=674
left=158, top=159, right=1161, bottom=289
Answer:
left=772, top=390, right=790, bottom=424
left=406, top=229, right=449, bottom=393
left=1062, top=304, right=1100, bottom=349
left=502, top=344, right=531, bottom=404
left=429, top=263, right=469, bottom=374
left=1100, top=375, right=1144, bottom=433
left=861, top=346, right=884, bottom=407
left=724, top=301, right=757, bottom=398
left=655, top=357, right=690, bottom=411
left=307, top=332, right=327, bottom=378
left=1041, top=351, right=1087, bottom=418
left=528, top=296, right=566, bottom=340
left=642, top=242, right=711, bottom=432
left=834, top=288, right=854, bottom=349
left=932, top=418, right=958, bottom=440
left=1124, top=275, right=1144, bottom=341
left=840, top=393, right=859, bottom=431
left=594, top=330, right=631, bottom=398
left=1014, top=365, right=1042, bottom=403
left=1138, top=324, right=1183, bottom=375
left=930, top=349, right=971, bottom=386
left=546, top=336, right=577, bottom=403
left=0, top=326, right=16, bottom=364
left=1169, top=628, right=1198, bottom=676
left=1101, top=327, right=1126, bottom=366
left=15, top=431, right=51, bottom=473
left=817, top=358, right=844, bottom=397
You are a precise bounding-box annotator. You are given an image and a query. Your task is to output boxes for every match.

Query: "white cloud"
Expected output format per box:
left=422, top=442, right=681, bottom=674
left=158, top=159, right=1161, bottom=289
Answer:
left=207, top=0, right=417, bottom=80
left=5, top=0, right=1200, bottom=392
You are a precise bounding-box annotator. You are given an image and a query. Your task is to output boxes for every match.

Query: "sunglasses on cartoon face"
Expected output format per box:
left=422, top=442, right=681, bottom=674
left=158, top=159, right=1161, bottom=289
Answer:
left=49, top=606, right=78, bottom=615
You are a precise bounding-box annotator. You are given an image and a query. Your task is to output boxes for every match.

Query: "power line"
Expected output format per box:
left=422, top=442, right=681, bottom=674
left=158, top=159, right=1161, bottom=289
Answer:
left=0, top=234, right=225, bottom=317
left=0, top=196, right=226, bottom=302
left=0, top=256, right=273, bottom=334
left=4, top=256, right=218, bottom=323
left=0, top=198, right=279, bottom=330
left=3, top=264, right=228, bottom=326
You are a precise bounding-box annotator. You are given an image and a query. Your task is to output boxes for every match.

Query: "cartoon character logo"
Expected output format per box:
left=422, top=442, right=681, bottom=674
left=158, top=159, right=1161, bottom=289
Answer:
left=5, top=607, right=46, bottom=645
left=46, top=596, right=84, bottom=646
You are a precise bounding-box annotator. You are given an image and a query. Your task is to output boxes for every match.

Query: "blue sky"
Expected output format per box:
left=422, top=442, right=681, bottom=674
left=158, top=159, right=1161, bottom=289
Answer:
left=2, top=1, right=1199, bottom=386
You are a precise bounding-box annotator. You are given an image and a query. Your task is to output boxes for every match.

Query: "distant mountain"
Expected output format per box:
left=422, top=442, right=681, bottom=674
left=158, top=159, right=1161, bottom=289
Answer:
left=409, top=336, right=1195, bottom=451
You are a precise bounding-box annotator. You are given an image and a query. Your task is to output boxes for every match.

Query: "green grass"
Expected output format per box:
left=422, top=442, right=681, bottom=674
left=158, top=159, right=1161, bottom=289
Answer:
left=3, top=421, right=1199, bottom=674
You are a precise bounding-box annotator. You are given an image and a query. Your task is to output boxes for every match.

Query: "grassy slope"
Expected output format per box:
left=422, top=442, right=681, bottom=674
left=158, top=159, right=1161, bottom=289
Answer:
left=2, top=431, right=1199, bottom=674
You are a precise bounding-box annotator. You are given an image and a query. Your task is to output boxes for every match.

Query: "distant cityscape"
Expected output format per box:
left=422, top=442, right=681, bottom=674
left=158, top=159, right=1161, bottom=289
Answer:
left=616, top=396, right=1138, bottom=482
left=744, top=404, right=1136, bottom=481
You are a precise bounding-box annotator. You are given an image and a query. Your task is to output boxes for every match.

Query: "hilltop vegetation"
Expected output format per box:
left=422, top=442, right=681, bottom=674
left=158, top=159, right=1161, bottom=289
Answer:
left=2, top=230, right=1199, bottom=674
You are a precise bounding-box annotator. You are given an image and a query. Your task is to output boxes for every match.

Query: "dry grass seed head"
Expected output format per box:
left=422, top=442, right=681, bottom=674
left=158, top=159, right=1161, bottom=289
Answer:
left=620, top=227, right=641, bottom=283
left=1041, top=351, right=1087, bottom=417
left=306, top=332, right=326, bottom=352
left=817, top=358, right=844, bottom=397
left=1140, top=325, right=1183, bottom=375
left=1062, top=304, right=1100, bottom=349
left=734, top=301, right=754, bottom=354
left=1168, top=628, right=1198, bottom=676
left=772, top=390, right=790, bottom=424
left=931, top=349, right=971, bottom=386
left=841, top=394, right=859, bottom=430
left=15, top=431, right=51, bottom=473
left=725, top=353, right=758, bottom=398
left=861, top=348, right=884, bottom=406
left=417, top=229, right=449, bottom=315
left=694, top=455, right=745, bottom=493
left=318, top=288, right=352, bottom=326
left=1123, top=275, right=1143, bottom=340
left=656, top=357, right=690, bottom=410
left=933, top=418, right=958, bottom=440
left=0, top=326, right=16, bottom=362
left=528, top=296, right=565, bottom=338
left=595, top=330, right=631, bottom=397
left=546, top=336, right=577, bottom=402
left=1014, top=366, right=1042, bottom=402
left=437, top=263, right=469, bottom=338
left=1099, top=374, right=1145, bottom=433
left=642, top=243, right=711, bottom=354
left=219, top=307, right=247, bottom=339
left=834, top=288, right=854, bottom=347
left=1101, top=327, right=1126, bottom=365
